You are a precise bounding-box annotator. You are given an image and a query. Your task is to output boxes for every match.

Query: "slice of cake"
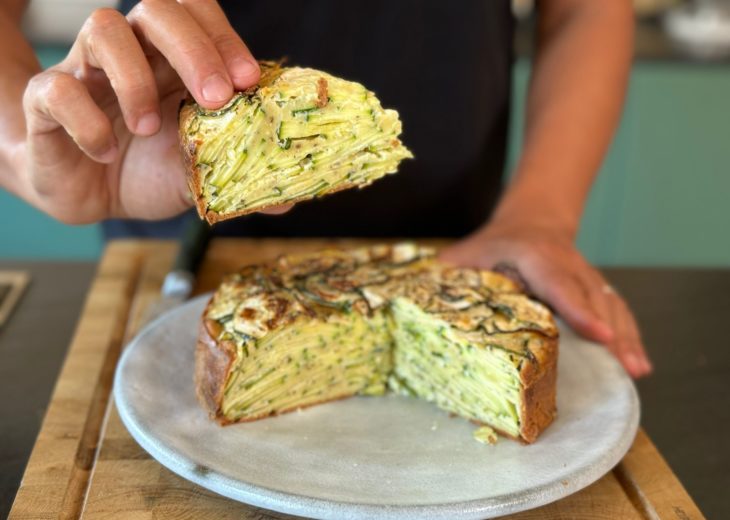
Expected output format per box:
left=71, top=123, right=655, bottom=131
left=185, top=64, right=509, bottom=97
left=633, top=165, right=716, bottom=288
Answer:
left=179, top=61, right=413, bottom=224
left=195, top=244, right=558, bottom=443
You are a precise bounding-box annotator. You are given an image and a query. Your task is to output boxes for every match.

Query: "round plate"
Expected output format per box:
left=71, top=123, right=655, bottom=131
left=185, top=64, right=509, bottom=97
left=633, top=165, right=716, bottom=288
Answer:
left=114, top=294, right=639, bottom=520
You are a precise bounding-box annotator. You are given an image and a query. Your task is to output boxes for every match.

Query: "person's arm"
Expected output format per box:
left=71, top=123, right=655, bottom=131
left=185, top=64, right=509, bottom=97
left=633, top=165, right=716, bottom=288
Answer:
left=496, top=0, right=633, bottom=237
left=0, top=0, right=275, bottom=224
left=442, top=0, right=652, bottom=377
left=0, top=0, right=41, bottom=202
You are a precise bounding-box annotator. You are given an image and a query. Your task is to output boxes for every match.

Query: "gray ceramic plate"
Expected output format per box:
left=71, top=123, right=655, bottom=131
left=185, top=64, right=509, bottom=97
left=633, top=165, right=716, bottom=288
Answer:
left=114, top=294, right=639, bottom=520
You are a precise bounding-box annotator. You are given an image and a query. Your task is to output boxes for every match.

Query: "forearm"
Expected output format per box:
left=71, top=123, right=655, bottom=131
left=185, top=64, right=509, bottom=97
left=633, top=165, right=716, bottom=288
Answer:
left=0, top=1, right=41, bottom=198
left=444, top=0, right=651, bottom=378
left=490, top=0, right=633, bottom=238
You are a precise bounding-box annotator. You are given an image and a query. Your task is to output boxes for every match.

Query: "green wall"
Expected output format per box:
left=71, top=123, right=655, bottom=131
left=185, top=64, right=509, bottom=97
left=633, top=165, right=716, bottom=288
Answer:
left=0, top=192, right=102, bottom=259
left=508, top=59, right=730, bottom=267
left=1, top=48, right=729, bottom=265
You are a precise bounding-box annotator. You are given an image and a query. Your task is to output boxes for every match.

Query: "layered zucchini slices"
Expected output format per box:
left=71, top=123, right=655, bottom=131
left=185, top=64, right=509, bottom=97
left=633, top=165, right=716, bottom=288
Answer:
left=197, top=244, right=559, bottom=443
left=179, top=62, right=413, bottom=223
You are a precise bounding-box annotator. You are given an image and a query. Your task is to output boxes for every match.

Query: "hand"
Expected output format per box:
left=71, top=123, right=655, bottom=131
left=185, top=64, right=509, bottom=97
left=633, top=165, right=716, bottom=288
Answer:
left=19, top=1, right=289, bottom=224
left=440, top=223, right=653, bottom=378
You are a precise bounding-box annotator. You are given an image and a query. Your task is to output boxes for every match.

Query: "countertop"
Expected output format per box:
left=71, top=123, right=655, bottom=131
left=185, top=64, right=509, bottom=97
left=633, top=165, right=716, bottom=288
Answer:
left=0, top=261, right=95, bottom=519
left=1, top=257, right=728, bottom=519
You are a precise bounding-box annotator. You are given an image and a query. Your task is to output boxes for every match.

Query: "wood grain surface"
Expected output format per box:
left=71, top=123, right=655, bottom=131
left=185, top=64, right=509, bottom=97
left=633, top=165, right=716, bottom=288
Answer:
left=9, top=239, right=706, bottom=520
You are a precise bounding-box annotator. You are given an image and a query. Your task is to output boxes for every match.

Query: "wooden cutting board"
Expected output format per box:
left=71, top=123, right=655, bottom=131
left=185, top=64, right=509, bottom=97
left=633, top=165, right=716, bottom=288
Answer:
left=9, top=239, right=705, bottom=520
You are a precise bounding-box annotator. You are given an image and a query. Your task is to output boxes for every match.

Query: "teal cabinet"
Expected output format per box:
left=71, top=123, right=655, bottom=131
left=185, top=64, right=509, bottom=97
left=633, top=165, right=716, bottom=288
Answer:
left=508, top=59, right=730, bottom=267
left=0, top=191, right=102, bottom=259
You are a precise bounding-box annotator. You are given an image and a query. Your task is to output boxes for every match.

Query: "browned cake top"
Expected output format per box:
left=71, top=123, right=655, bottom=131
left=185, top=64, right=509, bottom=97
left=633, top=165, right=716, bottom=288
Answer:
left=205, top=244, right=558, bottom=358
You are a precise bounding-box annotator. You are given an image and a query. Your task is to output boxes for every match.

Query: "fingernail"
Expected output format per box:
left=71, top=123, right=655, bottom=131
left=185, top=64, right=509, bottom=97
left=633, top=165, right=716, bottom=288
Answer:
left=230, top=57, right=259, bottom=83
left=202, top=73, right=232, bottom=103
left=136, top=112, right=160, bottom=136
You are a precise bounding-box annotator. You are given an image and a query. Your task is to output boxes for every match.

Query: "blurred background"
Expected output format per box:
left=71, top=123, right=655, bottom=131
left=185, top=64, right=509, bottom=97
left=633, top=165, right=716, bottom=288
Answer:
left=1, top=0, right=729, bottom=266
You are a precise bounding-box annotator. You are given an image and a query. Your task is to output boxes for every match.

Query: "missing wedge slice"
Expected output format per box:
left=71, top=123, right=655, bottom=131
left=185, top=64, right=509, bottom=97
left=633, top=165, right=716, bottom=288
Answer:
left=179, top=61, right=413, bottom=224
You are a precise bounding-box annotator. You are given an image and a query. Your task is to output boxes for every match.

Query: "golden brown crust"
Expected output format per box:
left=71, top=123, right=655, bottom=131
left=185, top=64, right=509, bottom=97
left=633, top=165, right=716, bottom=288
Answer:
left=518, top=336, right=558, bottom=443
left=178, top=100, right=209, bottom=221
left=194, top=300, right=236, bottom=420
left=467, top=334, right=557, bottom=444
left=316, top=77, right=329, bottom=108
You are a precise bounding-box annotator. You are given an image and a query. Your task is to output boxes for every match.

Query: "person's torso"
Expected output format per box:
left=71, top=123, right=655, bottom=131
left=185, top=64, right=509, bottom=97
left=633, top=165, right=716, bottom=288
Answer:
left=115, top=0, right=514, bottom=238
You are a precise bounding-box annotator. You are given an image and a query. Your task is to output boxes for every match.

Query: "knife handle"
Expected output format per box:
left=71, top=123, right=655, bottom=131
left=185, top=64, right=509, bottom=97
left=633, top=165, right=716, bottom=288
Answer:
left=161, top=217, right=211, bottom=298
left=174, top=216, right=211, bottom=275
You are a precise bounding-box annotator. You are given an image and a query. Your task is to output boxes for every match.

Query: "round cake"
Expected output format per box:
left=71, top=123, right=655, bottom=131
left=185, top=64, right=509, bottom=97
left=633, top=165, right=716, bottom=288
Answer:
left=195, top=243, right=558, bottom=443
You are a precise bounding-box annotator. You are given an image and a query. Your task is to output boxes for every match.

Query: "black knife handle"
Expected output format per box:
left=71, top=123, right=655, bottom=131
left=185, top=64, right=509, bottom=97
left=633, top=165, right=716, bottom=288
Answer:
left=173, top=216, right=211, bottom=276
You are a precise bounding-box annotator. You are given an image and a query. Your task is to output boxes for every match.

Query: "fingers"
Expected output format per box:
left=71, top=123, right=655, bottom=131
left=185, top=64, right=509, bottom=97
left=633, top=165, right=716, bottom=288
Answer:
left=536, top=270, right=652, bottom=378
left=437, top=232, right=653, bottom=379
left=579, top=269, right=653, bottom=378
left=56, top=2, right=257, bottom=141
left=24, top=70, right=118, bottom=164
left=520, top=251, right=652, bottom=378
left=260, top=204, right=294, bottom=215
left=530, top=271, right=614, bottom=344
left=128, top=0, right=255, bottom=108
left=74, top=8, right=161, bottom=136
left=438, top=239, right=614, bottom=342
left=513, top=250, right=614, bottom=343
left=611, top=298, right=653, bottom=377
left=178, top=0, right=260, bottom=90
left=603, top=288, right=653, bottom=377
left=577, top=271, right=616, bottom=345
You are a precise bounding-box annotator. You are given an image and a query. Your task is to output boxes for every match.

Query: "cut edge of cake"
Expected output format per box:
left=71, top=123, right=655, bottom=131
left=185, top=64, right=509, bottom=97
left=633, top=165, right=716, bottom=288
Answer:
left=194, top=243, right=558, bottom=443
left=179, top=61, right=413, bottom=224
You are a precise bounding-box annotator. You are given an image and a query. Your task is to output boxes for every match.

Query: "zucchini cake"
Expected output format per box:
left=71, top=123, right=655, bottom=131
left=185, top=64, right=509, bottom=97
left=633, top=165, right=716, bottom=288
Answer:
left=179, top=61, right=413, bottom=224
left=196, top=244, right=559, bottom=443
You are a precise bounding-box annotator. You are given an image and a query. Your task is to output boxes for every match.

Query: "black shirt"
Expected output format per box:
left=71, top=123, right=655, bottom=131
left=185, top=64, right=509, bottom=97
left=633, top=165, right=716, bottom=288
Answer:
left=112, top=0, right=514, bottom=238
